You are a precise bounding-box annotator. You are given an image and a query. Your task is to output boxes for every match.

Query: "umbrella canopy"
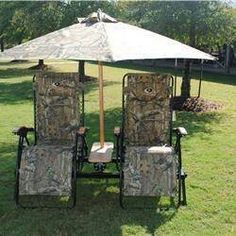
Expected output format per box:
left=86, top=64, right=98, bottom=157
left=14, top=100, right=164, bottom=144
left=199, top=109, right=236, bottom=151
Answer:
left=0, top=10, right=216, bottom=147
left=0, top=11, right=215, bottom=61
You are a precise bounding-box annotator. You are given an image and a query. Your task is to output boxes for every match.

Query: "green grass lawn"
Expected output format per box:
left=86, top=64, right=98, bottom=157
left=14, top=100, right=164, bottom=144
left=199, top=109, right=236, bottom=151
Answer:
left=0, top=60, right=235, bottom=236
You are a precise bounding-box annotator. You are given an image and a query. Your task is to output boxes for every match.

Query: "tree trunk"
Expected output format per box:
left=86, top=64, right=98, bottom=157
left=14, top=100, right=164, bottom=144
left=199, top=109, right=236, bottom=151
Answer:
left=28, top=59, right=47, bottom=70
left=181, top=60, right=191, bottom=98
left=38, top=59, right=44, bottom=67
left=79, top=60, right=85, bottom=82
left=0, top=37, right=4, bottom=52
left=180, top=3, right=196, bottom=98
left=225, top=44, right=230, bottom=73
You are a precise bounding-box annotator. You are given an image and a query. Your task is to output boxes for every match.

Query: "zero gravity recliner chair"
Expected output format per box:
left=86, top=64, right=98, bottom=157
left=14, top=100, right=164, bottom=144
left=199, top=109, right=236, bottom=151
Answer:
left=13, top=72, right=84, bottom=208
left=115, top=73, right=188, bottom=208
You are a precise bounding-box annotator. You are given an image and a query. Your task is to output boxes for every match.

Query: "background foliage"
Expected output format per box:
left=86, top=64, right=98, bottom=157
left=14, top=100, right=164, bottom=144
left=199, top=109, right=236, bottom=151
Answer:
left=0, top=0, right=235, bottom=51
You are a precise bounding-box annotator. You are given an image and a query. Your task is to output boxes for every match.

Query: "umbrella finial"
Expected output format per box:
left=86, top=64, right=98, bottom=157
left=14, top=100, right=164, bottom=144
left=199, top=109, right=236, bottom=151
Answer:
left=97, top=8, right=102, bottom=21
left=81, top=10, right=117, bottom=24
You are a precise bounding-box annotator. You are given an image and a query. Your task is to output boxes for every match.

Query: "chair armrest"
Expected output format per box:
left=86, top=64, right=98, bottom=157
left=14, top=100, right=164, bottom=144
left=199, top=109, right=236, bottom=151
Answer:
left=114, top=127, right=121, bottom=136
left=77, top=127, right=89, bottom=135
left=173, top=127, right=188, bottom=136
left=12, top=126, right=34, bottom=137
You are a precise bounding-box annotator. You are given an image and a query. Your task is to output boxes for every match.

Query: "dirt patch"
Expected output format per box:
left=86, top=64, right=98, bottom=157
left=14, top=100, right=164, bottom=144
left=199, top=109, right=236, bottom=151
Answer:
left=172, top=96, right=223, bottom=112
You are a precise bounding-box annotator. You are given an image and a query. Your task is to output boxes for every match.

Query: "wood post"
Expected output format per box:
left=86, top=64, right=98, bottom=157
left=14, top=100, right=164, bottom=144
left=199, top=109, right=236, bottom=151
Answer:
left=98, top=61, right=105, bottom=147
left=79, top=60, right=85, bottom=81
left=0, top=36, right=4, bottom=52
left=198, top=59, right=203, bottom=98
left=174, top=58, right=177, bottom=97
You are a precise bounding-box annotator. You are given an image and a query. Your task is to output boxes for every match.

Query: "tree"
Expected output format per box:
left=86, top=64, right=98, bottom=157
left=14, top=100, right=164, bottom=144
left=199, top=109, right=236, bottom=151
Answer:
left=26, top=2, right=65, bottom=38
left=0, top=2, right=22, bottom=51
left=119, top=1, right=235, bottom=98
left=7, top=8, right=30, bottom=45
left=60, top=1, right=119, bottom=27
left=26, top=2, right=65, bottom=69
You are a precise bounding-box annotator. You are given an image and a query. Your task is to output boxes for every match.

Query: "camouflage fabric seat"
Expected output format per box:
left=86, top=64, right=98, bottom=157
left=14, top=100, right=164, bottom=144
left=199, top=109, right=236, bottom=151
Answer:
left=124, top=73, right=171, bottom=146
left=19, top=145, right=73, bottom=196
left=123, top=146, right=176, bottom=196
left=18, top=72, right=81, bottom=197
left=122, top=73, right=176, bottom=197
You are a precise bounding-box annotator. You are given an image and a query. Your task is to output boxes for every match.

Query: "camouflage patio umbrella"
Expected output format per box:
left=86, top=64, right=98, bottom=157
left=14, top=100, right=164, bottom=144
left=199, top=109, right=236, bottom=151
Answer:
left=0, top=10, right=215, bottom=147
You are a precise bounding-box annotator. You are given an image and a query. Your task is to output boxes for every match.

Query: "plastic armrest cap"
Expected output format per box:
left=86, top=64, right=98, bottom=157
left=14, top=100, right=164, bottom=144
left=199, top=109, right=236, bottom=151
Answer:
left=12, top=126, right=34, bottom=136
left=174, top=127, right=188, bottom=135
left=114, top=127, right=121, bottom=135
left=77, top=127, right=89, bottom=135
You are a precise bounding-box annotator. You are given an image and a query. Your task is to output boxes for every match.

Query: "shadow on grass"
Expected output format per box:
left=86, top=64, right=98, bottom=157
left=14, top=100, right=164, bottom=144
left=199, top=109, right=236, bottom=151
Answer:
left=0, top=180, right=175, bottom=235
left=0, top=72, right=120, bottom=105
left=0, top=61, right=16, bottom=66
left=174, top=111, right=223, bottom=136
left=94, top=61, right=161, bottom=73
left=74, top=181, right=176, bottom=235
left=0, top=68, right=34, bottom=80
left=0, top=81, right=33, bottom=104
left=196, top=71, right=236, bottom=86
left=97, top=61, right=236, bottom=86
left=0, top=60, right=29, bottom=66
left=0, top=66, right=35, bottom=104
left=0, top=143, right=16, bottom=216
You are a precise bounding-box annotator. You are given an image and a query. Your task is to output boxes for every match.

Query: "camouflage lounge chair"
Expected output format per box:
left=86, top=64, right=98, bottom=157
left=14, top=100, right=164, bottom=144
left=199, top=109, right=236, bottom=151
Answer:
left=13, top=72, right=84, bottom=208
left=115, top=73, right=188, bottom=208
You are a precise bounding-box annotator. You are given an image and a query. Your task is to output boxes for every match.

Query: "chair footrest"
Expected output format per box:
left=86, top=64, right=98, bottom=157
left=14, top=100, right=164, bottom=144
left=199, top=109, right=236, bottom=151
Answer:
left=19, top=145, right=73, bottom=196
left=88, top=142, right=114, bottom=163
left=123, top=146, right=176, bottom=197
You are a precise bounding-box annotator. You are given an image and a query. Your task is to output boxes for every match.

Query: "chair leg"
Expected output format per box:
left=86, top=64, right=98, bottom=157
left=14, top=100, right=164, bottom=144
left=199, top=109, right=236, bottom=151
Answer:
left=177, top=170, right=187, bottom=207
left=15, top=169, right=20, bottom=207
left=15, top=137, right=24, bottom=208
left=181, top=172, right=187, bottom=206
left=178, top=171, right=182, bottom=207
left=71, top=166, right=77, bottom=208
left=119, top=171, right=124, bottom=209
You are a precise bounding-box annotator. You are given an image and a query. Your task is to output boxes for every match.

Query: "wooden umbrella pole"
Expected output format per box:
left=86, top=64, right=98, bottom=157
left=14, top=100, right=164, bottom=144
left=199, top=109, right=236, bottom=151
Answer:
left=98, top=61, right=105, bottom=147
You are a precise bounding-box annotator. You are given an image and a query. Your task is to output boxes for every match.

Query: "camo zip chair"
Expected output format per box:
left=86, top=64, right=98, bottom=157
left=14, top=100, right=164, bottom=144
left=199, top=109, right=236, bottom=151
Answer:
left=13, top=72, right=85, bottom=208
left=114, top=73, right=187, bottom=208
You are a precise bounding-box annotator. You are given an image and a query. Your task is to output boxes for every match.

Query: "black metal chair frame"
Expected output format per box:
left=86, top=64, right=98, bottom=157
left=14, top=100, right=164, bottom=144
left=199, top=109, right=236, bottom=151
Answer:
left=114, top=73, right=188, bottom=208
left=75, top=127, right=121, bottom=180
left=13, top=74, right=80, bottom=208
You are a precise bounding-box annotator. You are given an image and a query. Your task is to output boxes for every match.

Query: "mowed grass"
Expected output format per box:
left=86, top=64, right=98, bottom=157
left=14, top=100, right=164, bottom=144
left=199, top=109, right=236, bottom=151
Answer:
left=0, top=60, right=235, bottom=236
